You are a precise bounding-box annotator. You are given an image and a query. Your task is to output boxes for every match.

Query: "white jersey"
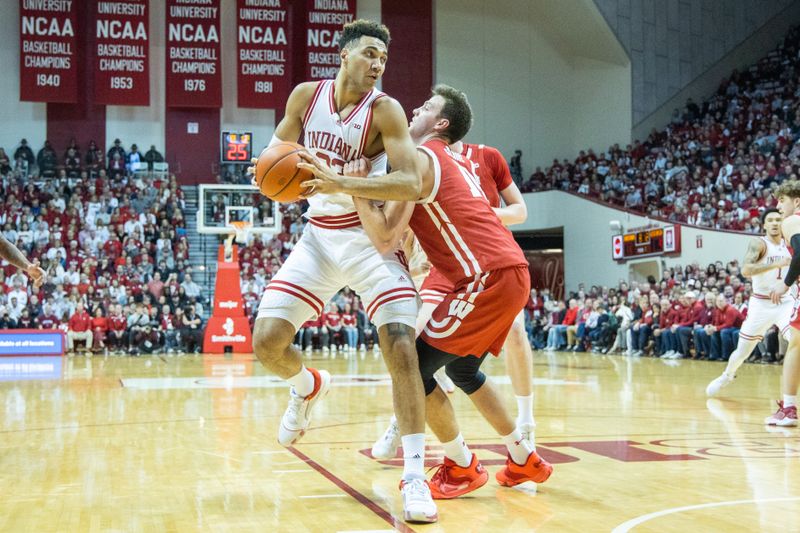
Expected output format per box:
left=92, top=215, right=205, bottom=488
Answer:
left=302, top=79, right=389, bottom=219
left=751, top=236, right=791, bottom=297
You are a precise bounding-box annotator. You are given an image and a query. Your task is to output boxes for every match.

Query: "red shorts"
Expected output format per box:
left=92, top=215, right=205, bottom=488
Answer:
left=790, top=299, right=800, bottom=331
left=419, top=267, right=453, bottom=305
left=420, top=265, right=530, bottom=357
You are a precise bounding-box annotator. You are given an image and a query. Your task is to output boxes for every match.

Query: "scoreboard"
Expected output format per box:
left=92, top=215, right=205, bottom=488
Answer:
left=611, top=225, right=680, bottom=261
left=221, top=132, right=253, bottom=163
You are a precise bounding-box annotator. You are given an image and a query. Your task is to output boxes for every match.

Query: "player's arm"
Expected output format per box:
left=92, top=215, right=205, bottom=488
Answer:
left=770, top=216, right=800, bottom=303
left=298, top=97, right=423, bottom=201
left=740, top=238, right=773, bottom=277
left=352, top=150, right=435, bottom=254
left=0, top=234, right=44, bottom=287
left=496, top=182, right=528, bottom=226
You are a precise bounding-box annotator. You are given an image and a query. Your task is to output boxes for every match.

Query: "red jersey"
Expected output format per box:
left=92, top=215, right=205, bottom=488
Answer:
left=324, top=311, right=342, bottom=328
left=109, top=315, right=127, bottom=331
left=461, top=143, right=513, bottom=208
left=342, top=313, right=356, bottom=327
left=410, top=139, right=526, bottom=285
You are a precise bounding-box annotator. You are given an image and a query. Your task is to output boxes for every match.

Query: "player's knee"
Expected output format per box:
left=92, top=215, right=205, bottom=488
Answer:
left=445, top=366, right=486, bottom=395
left=378, top=323, right=416, bottom=357
left=252, top=318, right=295, bottom=358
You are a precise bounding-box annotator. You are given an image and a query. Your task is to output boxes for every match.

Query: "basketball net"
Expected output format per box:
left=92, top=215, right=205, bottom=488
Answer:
left=224, top=220, right=252, bottom=262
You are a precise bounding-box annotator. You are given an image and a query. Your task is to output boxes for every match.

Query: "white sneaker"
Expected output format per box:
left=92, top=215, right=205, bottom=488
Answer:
left=359, top=343, right=366, bottom=352
left=669, top=352, right=684, bottom=360
left=400, top=478, right=438, bottom=523
left=433, top=367, right=456, bottom=393
left=706, top=373, right=734, bottom=397
left=321, top=346, right=329, bottom=355
left=519, top=421, right=536, bottom=448
left=277, top=369, right=331, bottom=446
left=660, top=350, right=675, bottom=359
left=371, top=416, right=400, bottom=459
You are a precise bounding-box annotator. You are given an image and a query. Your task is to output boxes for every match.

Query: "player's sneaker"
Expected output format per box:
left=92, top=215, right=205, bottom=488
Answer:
left=706, top=372, right=735, bottom=397
left=764, top=401, right=798, bottom=427
left=495, top=451, right=553, bottom=487
left=428, top=454, right=488, bottom=499
left=277, top=368, right=331, bottom=446
left=371, top=416, right=400, bottom=459
left=519, top=421, right=536, bottom=447
left=399, top=478, right=438, bottom=523
left=433, top=367, right=456, bottom=393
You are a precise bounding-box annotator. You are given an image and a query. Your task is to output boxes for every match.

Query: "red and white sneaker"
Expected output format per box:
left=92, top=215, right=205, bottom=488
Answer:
left=428, top=454, right=489, bottom=499
left=277, top=368, right=331, bottom=446
left=496, top=451, right=553, bottom=487
left=764, top=401, right=798, bottom=427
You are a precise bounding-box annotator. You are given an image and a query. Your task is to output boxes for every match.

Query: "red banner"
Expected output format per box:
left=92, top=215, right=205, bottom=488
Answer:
left=165, top=0, right=221, bottom=107
left=236, top=0, right=291, bottom=109
left=94, top=0, right=149, bottom=106
left=305, top=0, right=356, bottom=81
left=19, top=0, right=79, bottom=103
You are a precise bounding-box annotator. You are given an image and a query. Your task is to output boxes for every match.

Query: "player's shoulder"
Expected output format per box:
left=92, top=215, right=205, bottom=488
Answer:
left=291, top=81, right=323, bottom=101
left=371, top=94, right=404, bottom=117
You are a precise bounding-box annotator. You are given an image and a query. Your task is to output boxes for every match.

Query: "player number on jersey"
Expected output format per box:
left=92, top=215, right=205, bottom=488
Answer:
left=457, top=165, right=487, bottom=200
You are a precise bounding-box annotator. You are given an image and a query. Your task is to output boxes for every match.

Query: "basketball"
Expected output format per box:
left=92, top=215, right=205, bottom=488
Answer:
left=254, top=141, right=312, bottom=203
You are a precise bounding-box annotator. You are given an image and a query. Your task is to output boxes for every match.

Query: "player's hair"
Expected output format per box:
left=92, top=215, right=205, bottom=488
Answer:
left=761, top=207, right=781, bottom=225
left=432, top=84, right=473, bottom=143
left=775, top=180, right=800, bottom=200
left=339, top=19, right=390, bottom=51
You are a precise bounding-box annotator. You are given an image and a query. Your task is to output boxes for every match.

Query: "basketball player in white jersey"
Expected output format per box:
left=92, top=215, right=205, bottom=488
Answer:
left=706, top=208, right=793, bottom=397
left=250, top=20, right=436, bottom=522
left=0, top=234, right=45, bottom=287
left=766, top=181, right=800, bottom=426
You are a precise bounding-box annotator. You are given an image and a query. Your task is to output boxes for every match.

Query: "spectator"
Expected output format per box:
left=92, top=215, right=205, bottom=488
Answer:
left=708, top=294, right=743, bottom=361
left=144, top=145, right=164, bottom=170
left=14, top=138, right=35, bottom=167
left=67, top=302, right=92, bottom=354
left=107, top=138, right=125, bottom=166
left=91, top=307, right=108, bottom=354
left=181, top=305, right=203, bottom=353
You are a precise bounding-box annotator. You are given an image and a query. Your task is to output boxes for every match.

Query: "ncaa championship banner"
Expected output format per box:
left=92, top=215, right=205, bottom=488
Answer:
left=94, top=0, right=150, bottom=106
left=305, top=0, right=356, bottom=81
left=236, top=0, right=291, bottom=109
left=165, top=0, right=221, bottom=107
left=19, top=0, right=79, bottom=103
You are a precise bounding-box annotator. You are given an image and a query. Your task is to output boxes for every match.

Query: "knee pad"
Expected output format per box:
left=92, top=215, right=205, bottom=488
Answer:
left=445, top=366, right=486, bottom=395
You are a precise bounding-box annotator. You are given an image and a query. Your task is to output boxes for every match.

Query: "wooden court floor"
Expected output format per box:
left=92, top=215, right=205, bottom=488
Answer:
left=0, top=350, right=798, bottom=533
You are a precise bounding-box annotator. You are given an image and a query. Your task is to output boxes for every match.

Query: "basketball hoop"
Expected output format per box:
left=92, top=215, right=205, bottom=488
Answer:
left=224, top=220, right=252, bottom=262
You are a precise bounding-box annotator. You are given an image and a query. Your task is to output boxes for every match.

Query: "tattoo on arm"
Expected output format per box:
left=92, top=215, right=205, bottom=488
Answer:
left=742, top=239, right=773, bottom=277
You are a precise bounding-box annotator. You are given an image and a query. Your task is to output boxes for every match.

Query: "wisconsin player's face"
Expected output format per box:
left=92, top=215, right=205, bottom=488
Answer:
left=408, top=96, right=445, bottom=141
left=764, top=213, right=782, bottom=236
left=777, top=195, right=795, bottom=217
left=343, top=37, right=387, bottom=89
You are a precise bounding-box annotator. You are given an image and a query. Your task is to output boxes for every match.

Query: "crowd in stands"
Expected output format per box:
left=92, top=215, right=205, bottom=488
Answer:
left=0, top=137, right=206, bottom=355
left=520, top=26, right=800, bottom=234
left=524, top=260, right=779, bottom=364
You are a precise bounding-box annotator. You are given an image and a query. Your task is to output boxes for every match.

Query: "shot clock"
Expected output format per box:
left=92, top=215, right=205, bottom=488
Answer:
left=221, top=132, right=253, bottom=163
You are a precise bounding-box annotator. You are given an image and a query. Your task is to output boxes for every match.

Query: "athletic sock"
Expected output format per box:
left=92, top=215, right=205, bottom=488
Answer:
left=502, top=428, right=534, bottom=465
left=442, top=433, right=472, bottom=467
left=784, top=395, right=797, bottom=408
left=724, top=338, right=759, bottom=376
left=401, top=433, right=426, bottom=481
left=515, top=395, right=534, bottom=427
left=286, top=366, right=315, bottom=397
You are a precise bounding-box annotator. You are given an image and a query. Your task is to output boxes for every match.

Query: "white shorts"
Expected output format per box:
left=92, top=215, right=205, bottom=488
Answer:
left=257, top=223, right=418, bottom=331
left=739, top=295, right=795, bottom=342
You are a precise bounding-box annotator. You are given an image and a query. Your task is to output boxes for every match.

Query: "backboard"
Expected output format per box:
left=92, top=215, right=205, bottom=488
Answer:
left=197, top=184, right=281, bottom=240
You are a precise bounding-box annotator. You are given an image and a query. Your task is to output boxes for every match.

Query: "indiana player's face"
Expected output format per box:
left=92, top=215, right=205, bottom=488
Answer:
left=342, top=36, right=387, bottom=90
left=764, top=212, right=783, bottom=237
left=408, top=96, right=446, bottom=143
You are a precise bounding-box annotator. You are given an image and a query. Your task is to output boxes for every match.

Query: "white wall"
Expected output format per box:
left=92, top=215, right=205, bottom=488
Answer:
left=105, top=1, right=166, bottom=153
left=435, top=0, right=631, bottom=174
left=0, top=1, right=46, bottom=154
left=517, top=191, right=754, bottom=290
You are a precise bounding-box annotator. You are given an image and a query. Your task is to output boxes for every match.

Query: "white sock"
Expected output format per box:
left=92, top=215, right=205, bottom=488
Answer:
left=286, top=366, right=315, bottom=397
left=502, top=428, right=534, bottom=465
left=401, top=433, right=426, bottom=480
left=442, top=433, right=472, bottom=467
left=784, top=395, right=797, bottom=408
left=724, top=338, right=759, bottom=376
left=515, top=395, right=534, bottom=427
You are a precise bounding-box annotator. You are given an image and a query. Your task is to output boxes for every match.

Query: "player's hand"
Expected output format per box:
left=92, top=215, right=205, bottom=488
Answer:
left=26, top=261, right=45, bottom=288
left=770, top=282, right=790, bottom=304
left=670, top=324, right=678, bottom=333
left=778, top=257, right=792, bottom=268
left=297, top=152, right=344, bottom=196
left=247, top=157, right=258, bottom=187
left=343, top=157, right=371, bottom=178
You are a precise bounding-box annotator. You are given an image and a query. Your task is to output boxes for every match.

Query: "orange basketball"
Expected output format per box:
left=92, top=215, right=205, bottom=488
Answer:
left=254, top=141, right=312, bottom=203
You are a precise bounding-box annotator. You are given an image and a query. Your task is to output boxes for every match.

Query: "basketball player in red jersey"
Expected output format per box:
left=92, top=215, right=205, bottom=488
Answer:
left=300, top=85, right=553, bottom=498
left=370, top=142, right=538, bottom=460
left=767, top=181, right=800, bottom=426
left=249, top=20, right=436, bottom=522
left=0, top=234, right=45, bottom=288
